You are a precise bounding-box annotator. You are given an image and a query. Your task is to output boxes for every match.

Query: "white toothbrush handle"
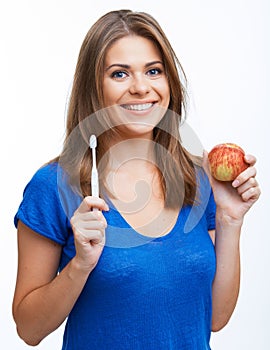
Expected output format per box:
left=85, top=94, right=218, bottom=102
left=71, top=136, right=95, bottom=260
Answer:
left=91, top=169, right=99, bottom=211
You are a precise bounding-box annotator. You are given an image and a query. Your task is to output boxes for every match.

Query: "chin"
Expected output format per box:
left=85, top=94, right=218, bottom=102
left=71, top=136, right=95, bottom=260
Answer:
left=116, top=123, right=155, bottom=139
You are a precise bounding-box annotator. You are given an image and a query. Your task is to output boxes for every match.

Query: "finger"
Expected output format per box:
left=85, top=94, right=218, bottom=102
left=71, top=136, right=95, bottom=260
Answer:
left=88, top=230, right=105, bottom=246
left=74, top=219, right=107, bottom=231
left=72, top=211, right=99, bottom=224
left=90, top=235, right=106, bottom=246
left=235, top=177, right=258, bottom=196
left=232, top=166, right=257, bottom=188
left=73, top=210, right=107, bottom=223
left=241, top=185, right=261, bottom=202
left=244, top=154, right=257, bottom=166
left=71, top=210, right=98, bottom=228
left=77, top=196, right=109, bottom=214
left=74, top=229, right=105, bottom=245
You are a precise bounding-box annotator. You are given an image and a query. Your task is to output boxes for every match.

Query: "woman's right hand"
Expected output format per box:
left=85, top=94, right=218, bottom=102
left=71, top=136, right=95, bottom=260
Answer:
left=70, top=196, right=109, bottom=272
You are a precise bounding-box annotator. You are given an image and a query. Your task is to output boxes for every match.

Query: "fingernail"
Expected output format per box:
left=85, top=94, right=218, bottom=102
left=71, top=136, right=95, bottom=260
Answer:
left=232, top=180, right=239, bottom=187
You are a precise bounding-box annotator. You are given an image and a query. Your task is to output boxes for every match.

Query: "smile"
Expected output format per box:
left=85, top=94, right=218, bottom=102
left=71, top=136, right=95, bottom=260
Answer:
left=121, top=103, right=154, bottom=111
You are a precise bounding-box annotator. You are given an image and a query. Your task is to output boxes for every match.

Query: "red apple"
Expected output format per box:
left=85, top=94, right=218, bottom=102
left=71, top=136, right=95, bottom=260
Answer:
left=208, top=143, right=249, bottom=181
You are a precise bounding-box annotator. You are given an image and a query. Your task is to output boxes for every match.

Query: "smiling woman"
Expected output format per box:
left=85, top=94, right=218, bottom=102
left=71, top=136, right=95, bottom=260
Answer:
left=102, top=36, right=170, bottom=138
left=12, top=9, right=260, bottom=350
left=57, top=10, right=198, bottom=208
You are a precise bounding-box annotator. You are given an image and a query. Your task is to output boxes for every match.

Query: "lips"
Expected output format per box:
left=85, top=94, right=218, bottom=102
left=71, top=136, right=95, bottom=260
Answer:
left=121, top=103, right=154, bottom=111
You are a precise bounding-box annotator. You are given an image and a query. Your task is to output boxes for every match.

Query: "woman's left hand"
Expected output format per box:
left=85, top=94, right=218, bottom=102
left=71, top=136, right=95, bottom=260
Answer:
left=203, top=152, right=261, bottom=224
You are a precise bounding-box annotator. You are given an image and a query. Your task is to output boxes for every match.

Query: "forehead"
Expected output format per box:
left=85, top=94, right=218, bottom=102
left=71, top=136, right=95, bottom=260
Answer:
left=105, top=35, right=162, bottom=64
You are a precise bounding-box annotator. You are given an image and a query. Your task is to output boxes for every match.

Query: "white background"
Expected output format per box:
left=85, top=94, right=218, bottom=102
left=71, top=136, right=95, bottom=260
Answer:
left=0, top=0, right=269, bottom=349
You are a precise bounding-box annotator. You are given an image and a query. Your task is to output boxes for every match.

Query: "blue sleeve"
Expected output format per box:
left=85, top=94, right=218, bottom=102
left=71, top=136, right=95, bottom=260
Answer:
left=14, top=163, right=70, bottom=245
left=195, top=166, right=216, bottom=231
left=205, top=189, right=216, bottom=231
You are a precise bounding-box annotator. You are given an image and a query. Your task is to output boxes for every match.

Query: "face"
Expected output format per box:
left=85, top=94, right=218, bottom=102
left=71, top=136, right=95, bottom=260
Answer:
left=102, top=35, right=170, bottom=139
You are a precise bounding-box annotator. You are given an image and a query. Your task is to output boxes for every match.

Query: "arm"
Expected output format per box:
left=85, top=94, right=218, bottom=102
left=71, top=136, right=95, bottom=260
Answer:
left=13, top=197, right=108, bottom=346
left=210, top=215, right=242, bottom=331
left=204, top=153, right=260, bottom=331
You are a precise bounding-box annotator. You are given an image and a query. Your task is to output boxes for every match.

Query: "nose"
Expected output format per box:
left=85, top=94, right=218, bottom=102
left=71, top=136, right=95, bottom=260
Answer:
left=129, top=74, right=151, bottom=96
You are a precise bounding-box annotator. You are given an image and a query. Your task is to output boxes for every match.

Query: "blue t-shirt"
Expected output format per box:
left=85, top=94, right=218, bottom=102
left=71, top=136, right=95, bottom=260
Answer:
left=14, top=162, right=216, bottom=350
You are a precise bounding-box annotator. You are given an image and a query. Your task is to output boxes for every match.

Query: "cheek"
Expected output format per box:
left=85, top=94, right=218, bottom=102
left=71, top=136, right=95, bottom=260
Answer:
left=102, top=82, right=113, bottom=105
left=155, top=76, right=169, bottom=93
left=103, top=81, right=126, bottom=106
left=158, top=80, right=170, bottom=105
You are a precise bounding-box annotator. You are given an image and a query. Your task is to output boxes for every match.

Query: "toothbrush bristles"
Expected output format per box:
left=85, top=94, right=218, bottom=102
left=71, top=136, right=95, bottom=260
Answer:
left=90, top=135, right=97, bottom=149
left=90, top=135, right=97, bottom=168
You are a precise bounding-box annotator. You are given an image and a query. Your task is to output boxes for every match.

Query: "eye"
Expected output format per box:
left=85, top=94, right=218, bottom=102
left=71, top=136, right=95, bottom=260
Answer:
left=147, top=68, right=162, bottom=76
left=111, top=70, right=128, bottom=79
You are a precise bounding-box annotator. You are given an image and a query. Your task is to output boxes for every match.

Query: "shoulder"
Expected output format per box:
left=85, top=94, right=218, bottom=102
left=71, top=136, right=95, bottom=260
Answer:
left=24, top=161, right=81, bottom=217
left=17, top=162, right=63, bottom=214
left=20, top=162, right=62, bottom=208
left=24, top=161, right=73, bottom=198
left=27, top=162, right=59, bottom=188
left=15, top=162, right=75, bottom=244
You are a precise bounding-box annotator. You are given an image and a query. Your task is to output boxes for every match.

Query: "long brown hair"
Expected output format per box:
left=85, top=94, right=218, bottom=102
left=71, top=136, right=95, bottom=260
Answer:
left=55, top=9, right=201, bottom=208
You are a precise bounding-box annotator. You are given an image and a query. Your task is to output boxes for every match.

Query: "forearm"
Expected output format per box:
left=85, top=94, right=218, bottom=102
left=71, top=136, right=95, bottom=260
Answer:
left=14, top=258, right=91, bottom=346
left=211, top=209, right=242, bottom=331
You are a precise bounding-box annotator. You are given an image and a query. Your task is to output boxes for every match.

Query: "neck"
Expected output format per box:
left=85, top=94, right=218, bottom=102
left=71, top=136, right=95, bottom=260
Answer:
left=108, top=136, right=156, bottom=172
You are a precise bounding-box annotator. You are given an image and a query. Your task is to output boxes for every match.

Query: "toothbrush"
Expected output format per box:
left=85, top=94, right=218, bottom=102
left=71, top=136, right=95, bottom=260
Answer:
left=89, top=135, right=99, bottom=211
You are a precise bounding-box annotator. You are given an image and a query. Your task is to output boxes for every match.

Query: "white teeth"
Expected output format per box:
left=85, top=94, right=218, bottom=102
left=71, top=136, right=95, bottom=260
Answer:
left=122, top=103, right=153, bottom=111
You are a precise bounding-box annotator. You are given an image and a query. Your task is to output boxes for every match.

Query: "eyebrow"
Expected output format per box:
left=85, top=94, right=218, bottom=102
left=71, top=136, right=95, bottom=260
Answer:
left=105, top=60, right=164, bottom=71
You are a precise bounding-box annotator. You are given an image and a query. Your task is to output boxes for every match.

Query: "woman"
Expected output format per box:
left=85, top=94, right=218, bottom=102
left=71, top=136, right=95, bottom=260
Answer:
left=12, top=10, right=260, bottom=349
